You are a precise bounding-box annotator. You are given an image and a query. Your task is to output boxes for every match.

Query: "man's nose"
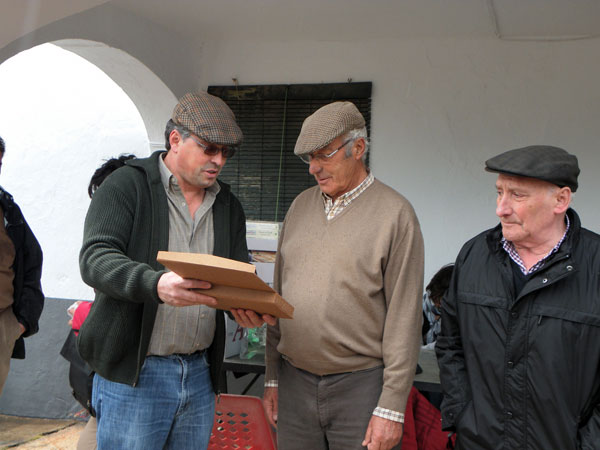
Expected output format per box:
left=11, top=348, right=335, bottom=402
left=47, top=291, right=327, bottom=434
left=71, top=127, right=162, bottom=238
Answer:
left=496, top=195, right=511, bottom=217
left=210, top=150, right=225, bottom=166
left=308, top=159, right=321, bottom=175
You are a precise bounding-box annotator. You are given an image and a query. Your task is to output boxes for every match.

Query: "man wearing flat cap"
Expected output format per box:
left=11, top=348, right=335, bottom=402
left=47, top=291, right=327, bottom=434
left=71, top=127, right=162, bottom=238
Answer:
left=263, top=102, right=424, bottom=450
left=78, top=92, right=273, bottom=449
left=436, top=145, right=600, bottom=449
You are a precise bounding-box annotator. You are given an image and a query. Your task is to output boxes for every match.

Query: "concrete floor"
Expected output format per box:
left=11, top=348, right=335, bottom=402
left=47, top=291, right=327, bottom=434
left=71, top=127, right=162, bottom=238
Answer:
left=0, top=371, right=267, bottom=450
left=0, top=415, right=86, bottom=449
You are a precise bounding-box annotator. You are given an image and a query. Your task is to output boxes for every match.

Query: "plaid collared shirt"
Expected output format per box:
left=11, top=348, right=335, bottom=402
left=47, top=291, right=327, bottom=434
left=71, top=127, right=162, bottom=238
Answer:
left=373, top=406, right=404, bottom=423
left=322, top=172, right=374, bottom=220
left=501, top=214, right=570, bottom=275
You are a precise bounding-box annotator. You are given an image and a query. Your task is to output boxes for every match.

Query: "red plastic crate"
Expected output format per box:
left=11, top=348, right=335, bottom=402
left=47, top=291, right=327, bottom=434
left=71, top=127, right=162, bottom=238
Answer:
left=208, top=394, right=277, bottom=450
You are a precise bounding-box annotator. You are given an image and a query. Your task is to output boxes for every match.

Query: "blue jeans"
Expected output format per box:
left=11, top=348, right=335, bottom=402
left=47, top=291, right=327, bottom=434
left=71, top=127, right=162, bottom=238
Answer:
left=92, top=352, right=215, bottom=450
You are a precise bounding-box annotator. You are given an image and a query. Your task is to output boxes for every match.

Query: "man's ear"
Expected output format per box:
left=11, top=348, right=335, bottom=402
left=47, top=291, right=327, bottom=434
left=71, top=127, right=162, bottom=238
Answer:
left=554, top=187, right=571, bottom=214
left=353, top=138, right=365, bottom=161
left=169, top=130, right=182, bottom=151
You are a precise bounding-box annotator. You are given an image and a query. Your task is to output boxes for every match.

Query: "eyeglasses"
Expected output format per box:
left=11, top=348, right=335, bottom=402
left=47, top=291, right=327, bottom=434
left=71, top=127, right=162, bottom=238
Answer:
left=299, top=138, right=354, bottom=164
left=189, top=136, right=237, bottom=159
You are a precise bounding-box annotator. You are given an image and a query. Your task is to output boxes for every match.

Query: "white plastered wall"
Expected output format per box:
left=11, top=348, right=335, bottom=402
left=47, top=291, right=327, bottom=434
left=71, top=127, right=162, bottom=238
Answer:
left=0, top=42, right=176, bottom=300
left=2, top=23, right=600, bottom=290
left=200, top=37, right=600, bottom=282
left=53, top=39, right=177, bottom=151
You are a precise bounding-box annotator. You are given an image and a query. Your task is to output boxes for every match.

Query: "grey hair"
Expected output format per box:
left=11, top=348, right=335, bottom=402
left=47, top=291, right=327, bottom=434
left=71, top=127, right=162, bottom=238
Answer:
left=164, top=119, right=192, bottom=150
left=344, top=127, right=369, bottom=163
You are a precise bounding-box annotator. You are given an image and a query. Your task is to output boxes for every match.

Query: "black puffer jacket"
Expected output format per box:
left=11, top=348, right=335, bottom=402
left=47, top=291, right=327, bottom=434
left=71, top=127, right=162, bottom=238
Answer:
left=436, top=209, right=600, bottom=450
left=0, top=186, right=44, bottom=359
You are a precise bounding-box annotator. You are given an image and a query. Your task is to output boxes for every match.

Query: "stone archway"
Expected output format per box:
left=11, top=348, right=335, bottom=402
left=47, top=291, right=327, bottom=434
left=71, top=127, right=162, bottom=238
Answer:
left=0, top=40, right=177, bottom=419
left=53, top=38, right=177, bottom=151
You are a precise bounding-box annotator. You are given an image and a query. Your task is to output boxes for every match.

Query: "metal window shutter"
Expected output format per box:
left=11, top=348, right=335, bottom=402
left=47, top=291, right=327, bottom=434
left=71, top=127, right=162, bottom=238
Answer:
left=208, top=82, right=372, bottom=222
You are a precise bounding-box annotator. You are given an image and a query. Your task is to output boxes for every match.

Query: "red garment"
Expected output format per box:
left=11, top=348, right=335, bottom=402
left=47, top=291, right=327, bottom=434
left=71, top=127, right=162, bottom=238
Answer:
left=72, top=301, right=92, bottom=335
left=402, top=387, right=455, bottom=450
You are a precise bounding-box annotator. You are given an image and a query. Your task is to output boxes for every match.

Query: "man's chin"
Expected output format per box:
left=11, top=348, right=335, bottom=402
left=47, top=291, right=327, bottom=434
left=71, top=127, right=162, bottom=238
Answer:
left=199, top=174, right=220, bottom=187
left=501, top=228, right=519, bottom=243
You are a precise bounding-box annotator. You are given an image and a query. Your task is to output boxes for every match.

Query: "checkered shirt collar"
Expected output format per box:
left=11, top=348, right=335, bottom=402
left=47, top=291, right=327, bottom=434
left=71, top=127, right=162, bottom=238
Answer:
left=501, top=214, right=570, bottom=275
left=322, top=171, right=374, bottom=220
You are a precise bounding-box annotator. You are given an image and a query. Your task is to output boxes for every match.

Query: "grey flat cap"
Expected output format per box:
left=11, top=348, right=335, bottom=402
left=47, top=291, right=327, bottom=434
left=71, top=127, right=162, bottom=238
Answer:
left=172, top=92, right=243, bottom=146
left=485, top=145, right=579, bottom=192
left=294, top=102, right=365, bottom=156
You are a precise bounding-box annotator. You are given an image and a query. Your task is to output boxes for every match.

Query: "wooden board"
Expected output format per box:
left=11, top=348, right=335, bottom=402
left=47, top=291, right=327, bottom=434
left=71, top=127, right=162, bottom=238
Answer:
left=157, top=251, right=294, bottom=319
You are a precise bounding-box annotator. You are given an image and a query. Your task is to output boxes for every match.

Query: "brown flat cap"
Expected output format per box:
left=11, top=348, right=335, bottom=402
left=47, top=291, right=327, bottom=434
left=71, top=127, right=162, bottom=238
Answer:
left=485, top=145, right=579, bottom=192
left=294, top=101, right=365, bottom=156
left=172, top=92, right=243, bottom=146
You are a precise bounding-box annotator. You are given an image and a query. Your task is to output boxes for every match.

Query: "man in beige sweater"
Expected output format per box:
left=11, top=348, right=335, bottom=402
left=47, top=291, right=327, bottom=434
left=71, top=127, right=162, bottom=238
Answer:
left=263, top=102, right=424, bottom=450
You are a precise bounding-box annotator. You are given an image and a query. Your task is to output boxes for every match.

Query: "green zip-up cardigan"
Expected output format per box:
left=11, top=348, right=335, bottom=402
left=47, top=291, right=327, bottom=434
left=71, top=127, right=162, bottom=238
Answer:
left=77, top=151, right=248, bottom=389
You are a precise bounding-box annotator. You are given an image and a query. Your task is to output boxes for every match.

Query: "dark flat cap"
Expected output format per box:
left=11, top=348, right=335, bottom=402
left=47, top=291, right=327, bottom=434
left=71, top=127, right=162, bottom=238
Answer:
left=485, top=145, right=579, bottom=192
left=172, top=92, right=243, bottom=146
left=294, top=102, right=365, bottom=156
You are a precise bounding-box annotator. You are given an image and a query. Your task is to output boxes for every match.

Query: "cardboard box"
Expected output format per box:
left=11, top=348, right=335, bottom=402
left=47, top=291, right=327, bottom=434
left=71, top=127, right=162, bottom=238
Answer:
left=157, top=251, right=294, bottom=319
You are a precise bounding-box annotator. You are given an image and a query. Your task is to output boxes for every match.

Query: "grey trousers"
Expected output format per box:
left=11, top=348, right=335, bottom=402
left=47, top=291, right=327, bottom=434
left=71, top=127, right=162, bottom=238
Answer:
left=277, top=359, right=400, bottom=450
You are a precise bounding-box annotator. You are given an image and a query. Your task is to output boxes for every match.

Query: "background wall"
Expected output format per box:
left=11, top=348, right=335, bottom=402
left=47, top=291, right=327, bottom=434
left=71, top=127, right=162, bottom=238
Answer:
left=0, top=43, right=151, bottom=301
left=3, top=4, right=599, bottom=284
left=0, top=3, right=200, bottom=100
left=201, top=36, right=600, bottom=281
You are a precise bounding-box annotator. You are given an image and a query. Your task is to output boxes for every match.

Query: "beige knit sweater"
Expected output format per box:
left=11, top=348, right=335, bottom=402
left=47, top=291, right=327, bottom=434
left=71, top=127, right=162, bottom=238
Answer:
left=266, top=179, right=424, bottom=414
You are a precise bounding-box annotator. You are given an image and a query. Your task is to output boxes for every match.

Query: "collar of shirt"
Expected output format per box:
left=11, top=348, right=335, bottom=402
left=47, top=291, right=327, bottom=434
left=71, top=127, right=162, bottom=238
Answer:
left=158, top=152, right=221, bottom=197
left=501, top=214, right=571, bottom=275
left=322, top=171, right=374, bottom=220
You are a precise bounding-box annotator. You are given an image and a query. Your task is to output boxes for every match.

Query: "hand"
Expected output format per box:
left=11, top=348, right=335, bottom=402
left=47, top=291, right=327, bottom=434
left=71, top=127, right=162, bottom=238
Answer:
left=157, top=271, right=218, bottom=307
left=362, top=415, right=403, bottom=450
left=67, top=301, right=81, bottom=327
left=263, top=386, right=278, bottom=428
left=230, top=309, right=277, bottom=328
left=67, top=301, right=81, bottom=318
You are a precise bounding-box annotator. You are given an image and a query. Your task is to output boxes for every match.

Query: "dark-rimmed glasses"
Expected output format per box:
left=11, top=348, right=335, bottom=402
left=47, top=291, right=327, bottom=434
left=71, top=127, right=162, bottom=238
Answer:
left=189, top=136, right=237, bottom=159
left=299, top=138, right=354, bottom=164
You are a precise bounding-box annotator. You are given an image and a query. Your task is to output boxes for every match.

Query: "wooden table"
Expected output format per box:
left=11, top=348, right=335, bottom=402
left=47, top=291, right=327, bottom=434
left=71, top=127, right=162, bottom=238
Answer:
left=223, top=347, right=441, bottom=393
left=222, top=351, right=266, bottom=394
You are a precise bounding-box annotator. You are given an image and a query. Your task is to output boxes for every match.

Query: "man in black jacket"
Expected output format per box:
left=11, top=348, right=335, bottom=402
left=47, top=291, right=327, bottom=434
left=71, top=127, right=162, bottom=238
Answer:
left=436, top=145, right=600, bottom=449
left=0, top=135, right=44, bottom=395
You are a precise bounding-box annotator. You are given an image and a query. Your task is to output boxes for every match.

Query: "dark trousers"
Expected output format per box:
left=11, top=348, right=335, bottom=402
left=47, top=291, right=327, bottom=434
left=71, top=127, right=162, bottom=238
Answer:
left=278, top=359, right=400, bottom=450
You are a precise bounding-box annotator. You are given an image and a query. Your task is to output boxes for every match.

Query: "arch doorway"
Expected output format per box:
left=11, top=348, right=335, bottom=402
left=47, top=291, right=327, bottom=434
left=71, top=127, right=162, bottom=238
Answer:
left=0, top=40, right=176, bottom=301
left=0, top=39, right=177, bottom=419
